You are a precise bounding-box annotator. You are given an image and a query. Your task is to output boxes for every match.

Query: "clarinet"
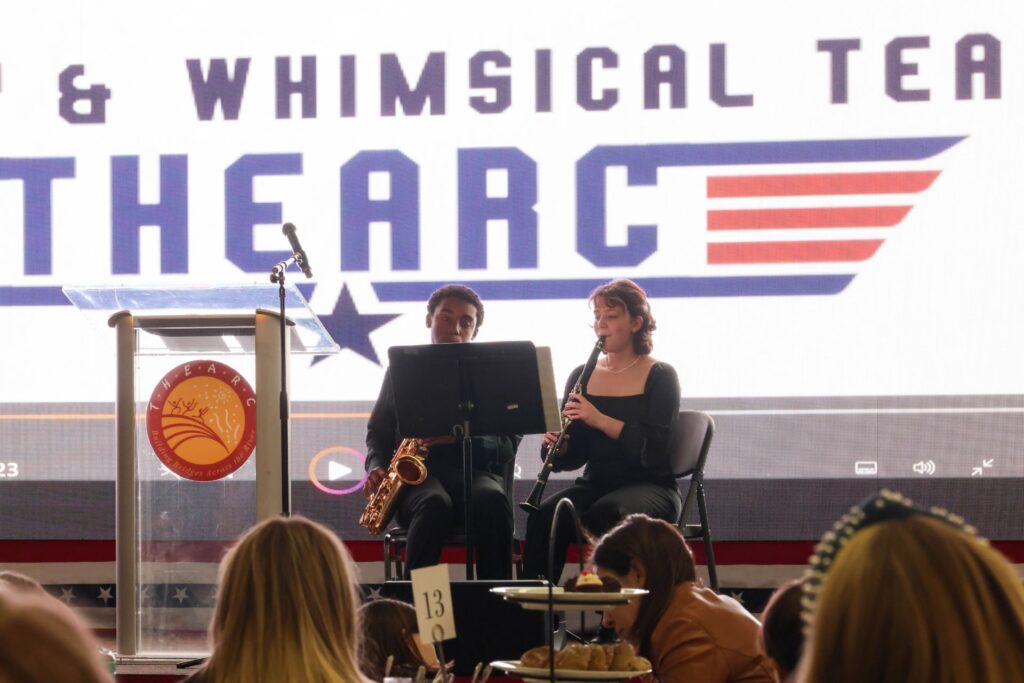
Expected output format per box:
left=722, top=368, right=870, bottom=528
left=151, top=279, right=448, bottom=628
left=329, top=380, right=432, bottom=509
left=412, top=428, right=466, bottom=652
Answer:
left=520, top=336, right=605, bottom=512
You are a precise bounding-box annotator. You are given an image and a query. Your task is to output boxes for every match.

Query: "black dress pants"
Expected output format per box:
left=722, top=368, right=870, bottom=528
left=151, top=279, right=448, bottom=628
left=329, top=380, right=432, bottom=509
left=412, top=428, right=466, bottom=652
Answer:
left=522, top=481, right=681, bottom=583
left=394, top=468, right=514, bottom=579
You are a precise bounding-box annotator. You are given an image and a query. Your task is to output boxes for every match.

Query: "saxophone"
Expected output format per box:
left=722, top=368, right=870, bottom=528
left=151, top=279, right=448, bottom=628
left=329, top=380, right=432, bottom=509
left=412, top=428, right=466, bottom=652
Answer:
left=359, top=438, right=429, bottom=535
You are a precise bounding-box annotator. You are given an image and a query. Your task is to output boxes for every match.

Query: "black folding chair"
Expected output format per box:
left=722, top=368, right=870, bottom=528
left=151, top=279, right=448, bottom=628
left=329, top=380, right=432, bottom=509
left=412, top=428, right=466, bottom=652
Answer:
left=669, top=410, right=719, bottom=591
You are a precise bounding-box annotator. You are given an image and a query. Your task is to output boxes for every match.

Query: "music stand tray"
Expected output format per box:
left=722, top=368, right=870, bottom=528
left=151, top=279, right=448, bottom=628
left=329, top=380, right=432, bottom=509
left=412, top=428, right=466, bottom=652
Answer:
left=388, top=341, right=559, bottom=438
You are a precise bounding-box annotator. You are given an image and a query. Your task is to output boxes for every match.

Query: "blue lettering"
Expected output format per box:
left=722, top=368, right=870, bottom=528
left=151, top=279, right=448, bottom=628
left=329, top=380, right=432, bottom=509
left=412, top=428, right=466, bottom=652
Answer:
left=886, top=37, right=930, bottom=102
left=817, top=39, right=861, bottom=104
left=576, top=147, right=658, bottom=267
left=577, top=48, right=618, bottom=111
left=111, top=155, right=189, bottom=274
left=469, top=51, right=512, bottom=114
left=644, top=45, right=686, bottom=109
left=186, top=58, right=250, bottom=120
left=340, top=55, right=357, bottom=117
left=0, top=158, right=76, bottom=275
left=275, top=55, right=317, bottom=119
left=535, top=49, right=552, bottom=112
left=956, top=34, right=1001, bottom=100
left=57, top=65, right=112, bottom=124
left=457, top=148, right=538, bottom=269
left=340, top=151, right=420, bottom=271
left=710, top=44, right=753, bottom=107
left=224, top=154, right=302, bottom=272
left=380, top=53, right=446, bottom=116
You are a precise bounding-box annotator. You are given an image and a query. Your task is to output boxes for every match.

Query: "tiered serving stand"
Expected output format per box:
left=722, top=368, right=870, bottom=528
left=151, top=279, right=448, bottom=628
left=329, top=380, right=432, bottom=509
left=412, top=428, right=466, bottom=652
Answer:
left=488, top=500, right=652, bottom=682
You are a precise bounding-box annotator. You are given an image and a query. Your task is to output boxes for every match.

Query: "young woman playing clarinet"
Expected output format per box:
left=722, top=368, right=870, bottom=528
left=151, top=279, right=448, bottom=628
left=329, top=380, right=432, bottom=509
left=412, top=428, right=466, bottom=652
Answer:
left=521, top=278, right=682, bottom=583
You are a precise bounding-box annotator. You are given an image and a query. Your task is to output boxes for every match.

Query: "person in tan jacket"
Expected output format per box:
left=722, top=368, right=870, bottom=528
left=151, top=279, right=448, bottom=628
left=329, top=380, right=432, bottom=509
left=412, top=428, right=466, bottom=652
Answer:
left=592, top=514, right=773, bottom=683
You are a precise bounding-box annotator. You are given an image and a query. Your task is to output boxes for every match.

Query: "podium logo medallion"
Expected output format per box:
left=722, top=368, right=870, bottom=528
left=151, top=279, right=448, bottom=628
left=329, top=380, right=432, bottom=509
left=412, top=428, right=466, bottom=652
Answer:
left=146, top=360, right=257, bottom=481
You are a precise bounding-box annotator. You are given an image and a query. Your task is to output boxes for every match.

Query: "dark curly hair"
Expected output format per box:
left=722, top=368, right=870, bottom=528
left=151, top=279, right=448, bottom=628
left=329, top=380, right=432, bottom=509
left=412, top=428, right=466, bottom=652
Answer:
left=426, top=284, right=484, bottom=329
left=589, top=279, right=656, bottom=354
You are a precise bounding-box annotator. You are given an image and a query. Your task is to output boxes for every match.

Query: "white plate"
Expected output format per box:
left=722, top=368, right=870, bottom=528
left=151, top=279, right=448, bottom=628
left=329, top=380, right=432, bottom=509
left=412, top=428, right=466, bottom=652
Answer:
left=490, top=659, right=651, bottom=682
left=490, top=586, right=648, bottom=610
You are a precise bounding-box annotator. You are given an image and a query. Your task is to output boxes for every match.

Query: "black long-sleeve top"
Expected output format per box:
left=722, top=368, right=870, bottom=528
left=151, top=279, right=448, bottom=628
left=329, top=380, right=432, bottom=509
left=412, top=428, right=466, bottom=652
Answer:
left=546, top=361, right=680, bottom=489
left=365, top=368, right=519, bottom=476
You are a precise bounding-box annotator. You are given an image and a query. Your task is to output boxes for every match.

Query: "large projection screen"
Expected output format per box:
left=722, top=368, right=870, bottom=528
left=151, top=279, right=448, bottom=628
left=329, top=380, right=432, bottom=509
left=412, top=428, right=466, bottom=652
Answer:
left=0, top=1, right=1021, bottom=541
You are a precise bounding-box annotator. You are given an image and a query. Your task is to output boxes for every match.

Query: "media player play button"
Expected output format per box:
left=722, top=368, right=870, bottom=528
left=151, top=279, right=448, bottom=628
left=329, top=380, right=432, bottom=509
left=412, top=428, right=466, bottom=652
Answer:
left=328, top=460, right=352, bottom=480
left=308, top=446, right=366, bottom=496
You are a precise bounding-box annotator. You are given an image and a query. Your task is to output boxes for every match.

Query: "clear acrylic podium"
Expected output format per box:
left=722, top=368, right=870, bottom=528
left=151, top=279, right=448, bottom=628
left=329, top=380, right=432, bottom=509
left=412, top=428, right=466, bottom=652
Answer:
left=64, top=285, right=339, bottom=661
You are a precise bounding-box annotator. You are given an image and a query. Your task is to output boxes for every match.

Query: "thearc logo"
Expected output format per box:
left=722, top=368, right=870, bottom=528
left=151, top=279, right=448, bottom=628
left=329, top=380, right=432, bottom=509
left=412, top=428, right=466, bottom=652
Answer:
left=146, top=360, right=257, bottom=482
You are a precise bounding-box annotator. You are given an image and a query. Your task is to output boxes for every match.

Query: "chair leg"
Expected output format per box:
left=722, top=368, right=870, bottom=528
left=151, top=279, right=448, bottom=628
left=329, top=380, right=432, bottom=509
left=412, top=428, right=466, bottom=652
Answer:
left=703, top=531, right=718, bottom=592
left=697, top=483, right=718, bottom=592
left=383, top=535, right=393, bottom=582
left=513, top=538, right=524, bottom=580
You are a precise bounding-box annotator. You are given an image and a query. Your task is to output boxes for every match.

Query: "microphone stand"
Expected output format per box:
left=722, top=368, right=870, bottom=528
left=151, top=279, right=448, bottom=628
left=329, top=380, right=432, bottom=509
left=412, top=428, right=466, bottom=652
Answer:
left=269, top=252, right=306, bottom=516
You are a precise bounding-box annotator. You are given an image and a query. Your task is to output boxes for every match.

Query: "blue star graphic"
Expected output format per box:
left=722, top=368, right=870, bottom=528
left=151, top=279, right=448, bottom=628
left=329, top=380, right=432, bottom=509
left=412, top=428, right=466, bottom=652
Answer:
left=313, top=285, right=401, bottom=366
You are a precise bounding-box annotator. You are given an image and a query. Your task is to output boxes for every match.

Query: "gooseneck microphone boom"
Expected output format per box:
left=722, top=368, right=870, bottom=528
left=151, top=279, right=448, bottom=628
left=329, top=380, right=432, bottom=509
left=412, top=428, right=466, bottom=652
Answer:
left=282, top=222, right=313, bottom=278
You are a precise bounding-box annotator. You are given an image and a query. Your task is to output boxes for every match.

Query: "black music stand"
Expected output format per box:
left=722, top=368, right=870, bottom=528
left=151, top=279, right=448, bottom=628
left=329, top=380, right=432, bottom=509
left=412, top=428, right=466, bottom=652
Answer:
left=388, top=341, right=559, bottom=578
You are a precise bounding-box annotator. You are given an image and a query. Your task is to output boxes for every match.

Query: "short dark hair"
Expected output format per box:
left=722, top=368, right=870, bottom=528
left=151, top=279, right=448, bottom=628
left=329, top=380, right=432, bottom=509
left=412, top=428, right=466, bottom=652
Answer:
left=589, top=279, right=656, bottom=354
left=590, top=514, right=696, bottom=656
left=426, top=284, right=484, bottom=328
left=760, top=579, right=806, bottom=677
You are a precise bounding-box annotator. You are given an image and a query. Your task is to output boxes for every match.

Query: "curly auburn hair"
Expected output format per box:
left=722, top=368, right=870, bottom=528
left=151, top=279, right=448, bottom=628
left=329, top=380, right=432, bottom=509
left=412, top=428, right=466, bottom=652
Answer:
left=589, top=279, right=656, bottom=354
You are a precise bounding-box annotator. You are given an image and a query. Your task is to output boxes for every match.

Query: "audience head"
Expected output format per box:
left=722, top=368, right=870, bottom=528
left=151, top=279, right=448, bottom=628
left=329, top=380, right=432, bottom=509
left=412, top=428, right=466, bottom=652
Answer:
left=0, top=589, right=113, bottom=683
left=590, top=514, right=696, bottom=653
left=0, top=570, right=46, bottom=596
left=800, top=490, right=1024, bottom=683
left=201, top=515, right=369, bottom=683
left=758, top=578, right=805, bottom=683
left=359, top=598, right=433, bottom=680
left=589, top=279, right=656, bottom=354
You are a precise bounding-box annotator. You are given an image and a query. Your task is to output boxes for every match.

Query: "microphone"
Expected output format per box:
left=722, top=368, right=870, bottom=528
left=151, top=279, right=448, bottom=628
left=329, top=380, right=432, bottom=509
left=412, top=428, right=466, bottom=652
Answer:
left=282, top=222, right=313, bottom=278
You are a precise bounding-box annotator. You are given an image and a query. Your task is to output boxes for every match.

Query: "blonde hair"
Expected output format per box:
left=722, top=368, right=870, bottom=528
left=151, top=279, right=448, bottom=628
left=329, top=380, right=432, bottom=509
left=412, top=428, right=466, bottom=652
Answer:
left=199, top=516, right=370, bottom=683
left=802, top=515, right=1024, bottom=683
left=0, top=590, right=113, bottom=683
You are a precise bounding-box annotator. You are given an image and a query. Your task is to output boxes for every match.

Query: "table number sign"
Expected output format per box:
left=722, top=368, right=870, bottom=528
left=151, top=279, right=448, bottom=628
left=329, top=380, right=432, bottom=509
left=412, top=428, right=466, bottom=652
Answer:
left=410, top=564, right=456, bottom=643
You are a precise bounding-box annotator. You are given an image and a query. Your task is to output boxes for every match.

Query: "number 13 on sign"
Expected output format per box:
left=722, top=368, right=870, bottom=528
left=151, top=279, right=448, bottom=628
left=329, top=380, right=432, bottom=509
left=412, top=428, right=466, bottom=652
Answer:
left=410, top=564, right=457, bottom=643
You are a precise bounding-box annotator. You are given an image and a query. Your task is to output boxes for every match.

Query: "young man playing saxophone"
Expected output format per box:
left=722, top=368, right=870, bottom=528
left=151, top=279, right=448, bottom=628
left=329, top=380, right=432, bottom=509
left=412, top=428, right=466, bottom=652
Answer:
left=362, top=284, right=520, bottom=579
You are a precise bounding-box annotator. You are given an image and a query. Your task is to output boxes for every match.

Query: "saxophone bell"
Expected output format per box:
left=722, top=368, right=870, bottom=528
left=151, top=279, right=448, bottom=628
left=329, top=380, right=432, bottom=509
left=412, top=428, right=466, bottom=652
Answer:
left=359, top=438, right=429, bottom=535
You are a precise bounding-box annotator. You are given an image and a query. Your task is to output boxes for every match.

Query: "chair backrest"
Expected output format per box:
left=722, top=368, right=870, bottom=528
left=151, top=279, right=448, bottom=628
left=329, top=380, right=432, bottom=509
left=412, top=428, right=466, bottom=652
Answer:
left=669, top=410, right=715, bottom=479
left=669, top=410, right=715, bottom=530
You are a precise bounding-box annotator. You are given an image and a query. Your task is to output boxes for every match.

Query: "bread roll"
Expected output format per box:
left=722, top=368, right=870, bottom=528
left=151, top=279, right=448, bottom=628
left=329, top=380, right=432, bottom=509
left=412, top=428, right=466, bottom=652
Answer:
left=587, top=643, right=610, bottom=671
left=609, top=641, right=634, bottom=671
left=628, top=655, right=652, bottom=672
left=520, top=645, right=550, bottom=668
left=554, top=644, right=591, bottom=671
left=519, top=642, right=647, bottom=673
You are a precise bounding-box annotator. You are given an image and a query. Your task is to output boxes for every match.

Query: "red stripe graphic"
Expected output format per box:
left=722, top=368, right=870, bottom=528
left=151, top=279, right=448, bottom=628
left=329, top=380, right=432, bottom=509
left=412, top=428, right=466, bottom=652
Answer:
left=708, top=206, right=911, bottom=230
left=708, top=240, right=884, bottom=264
left=4, top=539, right=1024, bottom=563
left=707, top=171, right=940, bottom=197
left=0, top=540, right=115, bottom=562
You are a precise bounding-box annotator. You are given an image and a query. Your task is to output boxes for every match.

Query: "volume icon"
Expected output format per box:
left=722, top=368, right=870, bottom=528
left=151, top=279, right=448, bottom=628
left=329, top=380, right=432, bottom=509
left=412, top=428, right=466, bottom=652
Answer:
left=912, top=460, right=936, bottom=475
